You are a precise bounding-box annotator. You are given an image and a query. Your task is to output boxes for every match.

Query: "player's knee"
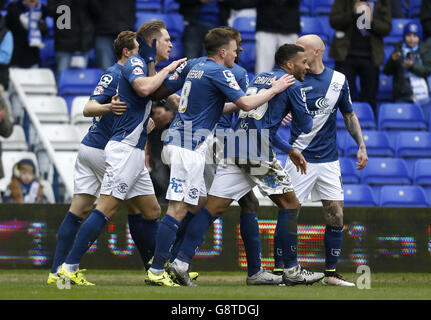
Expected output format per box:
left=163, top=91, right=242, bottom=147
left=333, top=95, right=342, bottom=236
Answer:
left=239, top=197, right=259, bottom=214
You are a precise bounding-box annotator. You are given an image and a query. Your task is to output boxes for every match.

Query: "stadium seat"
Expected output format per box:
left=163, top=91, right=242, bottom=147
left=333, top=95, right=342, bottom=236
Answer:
left=300, top=17, right=328, bottom=43
left=0, top=151, right=39, bottom=192
left=344, top=130, right=394, bottom=157
left=70, top=96, right=91, bottom=125
left=376, top=73, right=393, bottom=101
left=238, top=41, right=256, bottom=72
left=163, top=0, right=179, bottom=13
left=52, top=151, right=78, bottom=190
left=39, top=124, right=81, bottom=151
left=378, top=102, right=427, bottom=131
left=0, top=125, right=28, bottom=151
left=339, top=158, right=359, bottom=184
left=396, top=131, right=431, bottom=158
left=300, top=0, right=312, bottom=16
left=311, top=0, right=333, bottom=16
left=39, top=179, right=56, bottom=203
left=10, top=68, right=57, bottom=95
left=75, top=123, right=91, bottom=141
left=322, top=46, right=335, bottom=68
left=360, top=157, right=411, bottom=185
left=409, top=0, right=421, bottom=18
left=352, top=102, right=376, bottom=129
left=135, top=12, right=168, bottom=31
left=336, top=129, right=348, bottom=156
left=384, top=18, right=412, bottom=44
left=136, top=0, right=162, bottom=12
left=26, top=96, right=69, bottom=123
left=413, top=159, right=431, bottom=186
left=166, top=13, right=185, bottom=39
left=379, top=185, right=429, bottom=207
left=343, top=184, right=376, bottom=206
left=40, top=38, right=56, bottom=68
left=316, top=16, right=334, bottom=44
left=233, top=16, right=256, bottom=42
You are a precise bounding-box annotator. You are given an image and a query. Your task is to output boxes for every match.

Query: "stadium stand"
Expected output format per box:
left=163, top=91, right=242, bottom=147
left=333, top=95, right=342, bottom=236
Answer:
left=136, top=0, right=162, bottom=12
left=232, top=16, right=256, bottom=42
left=0, top=125, right=28, bottom=152
left=344, top=130, right=394, bottom=158
left=311, top=0, right=333, bottom=17
left=379, top=185, right=429, bottom=207
left=26, top=96, right=69, bottom=124
left=343, top=184, right=377, bottom=206
left=339, top=158, right=359, bottom=184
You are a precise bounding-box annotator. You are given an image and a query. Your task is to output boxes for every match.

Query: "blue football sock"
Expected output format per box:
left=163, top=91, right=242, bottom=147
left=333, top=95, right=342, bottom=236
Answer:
left=324, top=225, right=343, bottom=271
left=128, top=214, right=159, bottom=270
left=150, top=214, right=180, bottom=271
left=65, top=209, right=108, bottom=265
left=277, top=209, right=298, bottom=269
left=176, top=207, right=216, bottom=264
left=50, top=211, right=83, bottom=274
left=273, top=221, right=284, bottom=270
left=240, top=213, right=261, bottom=277
left=170, top=211, right=194, bottom=263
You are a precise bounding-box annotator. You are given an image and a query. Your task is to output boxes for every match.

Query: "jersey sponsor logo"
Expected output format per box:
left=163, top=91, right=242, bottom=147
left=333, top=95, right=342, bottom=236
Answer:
left=132, top=67, right=144, bottom=75
left=130, top=57, right=144, bottom=67
left=168, top=72, right=179, bottom=80
left=223, top=70, right=240, bottom=90
left=98, top=74, right=113, bottom=88
left=170, top=177, right=185, bottom=193
left=117, top=183, right=128, bottom=194
left=315, top=97, right=330, bottom=110
left=93, top=85, right=104, bottom=95
left=330, top=82, right=343, bottom=92
left=188, top=187, right=199, bottom=199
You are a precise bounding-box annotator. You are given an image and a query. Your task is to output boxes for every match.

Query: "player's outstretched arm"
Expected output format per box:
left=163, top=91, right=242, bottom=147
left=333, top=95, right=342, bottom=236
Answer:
left=234, top=74, right=295, bottom=111
left=342, top=111, right=368, bottom=170
left=133, top=58, right=187, bottom=97
left=83, top=95, right=127, bottom=117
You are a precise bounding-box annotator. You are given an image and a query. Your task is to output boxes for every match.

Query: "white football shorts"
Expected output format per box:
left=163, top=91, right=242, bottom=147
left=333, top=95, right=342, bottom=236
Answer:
left=100, top=140, right=154, bottom=200
left=209, top=157, right=294, bottom=201
left=163, top=143, right=207, bottom=206
left=73, top=143, right=106, bottom=196
left=285, top=158, right=344, bottom=204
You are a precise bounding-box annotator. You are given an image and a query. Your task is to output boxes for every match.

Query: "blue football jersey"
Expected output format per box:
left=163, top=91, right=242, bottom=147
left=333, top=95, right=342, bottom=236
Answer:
left=111, top=54, right=152, bottom=150
left=164, top=58, right=245, bottom=150
left=232, top=68, right=313, bottom=161
left=289, top=67, right=353, bottom=163
left=163, top=57, right=248, bottom=130
left=81, top=63, right=121, bottom=150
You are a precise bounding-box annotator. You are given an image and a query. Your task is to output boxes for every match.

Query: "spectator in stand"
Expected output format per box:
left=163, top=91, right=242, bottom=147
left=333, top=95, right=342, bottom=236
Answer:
left=0, top=84, right=13, bottom=201
left=383, top=21, right=431, bottom=105
left=46, top=0, right=98, bottom=82
left=177, top=0, right=250, bottom=59
left=146, top=103, right=174, bottom=204
left=5, top=0, right=48, bottom=68
left=3, top=159, right=46, bottom=203
left=329, top=0, right=392, bottom=115
left=421, top=0, right=431, bottom=47
left=0, top=13, right=13, bottom=91
left=94, top=0, right=136, bottom=71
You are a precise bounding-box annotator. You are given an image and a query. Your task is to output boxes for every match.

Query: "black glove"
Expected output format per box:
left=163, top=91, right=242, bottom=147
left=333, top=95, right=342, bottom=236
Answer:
left=137, top=35, right=157, bottom=64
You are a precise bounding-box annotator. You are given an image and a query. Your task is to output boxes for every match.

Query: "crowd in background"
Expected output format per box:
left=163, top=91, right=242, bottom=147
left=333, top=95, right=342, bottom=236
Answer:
left=0, top=0, right=431, bottom=203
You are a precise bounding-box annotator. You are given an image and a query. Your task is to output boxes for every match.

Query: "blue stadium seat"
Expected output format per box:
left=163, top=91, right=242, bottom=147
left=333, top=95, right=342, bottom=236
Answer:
left=300, top=17, right=328, bottom=43
left=384, top=18, right=412, bottom=44
left=379, top=185, right=429, bottom=207
left=322, top=43, right=335, bottom=68
left=163, top=0, right=179, bottom=13
left=300, top=0, right=312, bottom=16
left=413, top=159, right=431, bottom=186
left=337, top=129, right=348, bottom=156
left=378, top=102, right=427, bottom=131
left=353, top=102, right=376, bottom=129
left=40, top=38, right=55, bottom=68
left=166, top=13, right=185, bottom=39
left=344, top=184, right=376, bottom=206
left=136, top=0, right=162, bottom=12
left=339, top=158, right=359, bottom=184
left=135, top=12, right=168, bottom=31
left=311, top=0, right=333, bottom=16
left=238, top=41, right=256, bottom=72
left=409, top=0, right=421, bottom=18
left=344, top=130, right=394, bottom=157
left=376, top=73, right=393, bottom=101
left=360, top=157, right=411, bottom=185
left=316, top=16, right=334, bottom=44
left=396, top=131, right=431, bottom=158
left=233, top=16, right=256, bottom=42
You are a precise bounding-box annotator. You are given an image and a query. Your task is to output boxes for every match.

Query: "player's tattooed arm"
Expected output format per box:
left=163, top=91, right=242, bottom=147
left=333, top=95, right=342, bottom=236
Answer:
left=342, top=111, right=368, bottom=170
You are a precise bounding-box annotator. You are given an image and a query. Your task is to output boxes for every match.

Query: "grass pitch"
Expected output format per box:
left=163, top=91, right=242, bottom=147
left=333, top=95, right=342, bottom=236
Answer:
left=0, top=270, right=430, bottom=300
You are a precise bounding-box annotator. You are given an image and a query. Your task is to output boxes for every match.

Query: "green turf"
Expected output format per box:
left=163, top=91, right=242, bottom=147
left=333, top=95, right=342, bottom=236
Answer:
left=0, top=270, right=430, bottom=300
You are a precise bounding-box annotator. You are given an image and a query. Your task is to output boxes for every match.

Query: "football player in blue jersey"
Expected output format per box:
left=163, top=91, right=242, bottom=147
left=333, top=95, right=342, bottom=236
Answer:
left=47, top=31, right=153, bottom=286
left=278, top=34, right=368, bottom=286
left=165, top=43, right=326, bottom=287
left=56, top=21, right=187, bottom=287
left=146, top=27, right=294, bottom=286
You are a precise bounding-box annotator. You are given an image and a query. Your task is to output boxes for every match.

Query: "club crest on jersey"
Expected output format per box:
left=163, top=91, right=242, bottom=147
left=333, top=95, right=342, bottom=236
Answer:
left=117, top=183, right=128, bottom=194
left=98, top=74, right=113, bottom=88
left=133, top=67, right=144, bottom=75
left=223, top=70, right=240, bottom=90
left=130, top=57, right=144, bottom=67
left=93, top=85, right=104, bottom=95
left=330, top=82, right=343, bottom=92
left=188, top=188, right=199, bottom=199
